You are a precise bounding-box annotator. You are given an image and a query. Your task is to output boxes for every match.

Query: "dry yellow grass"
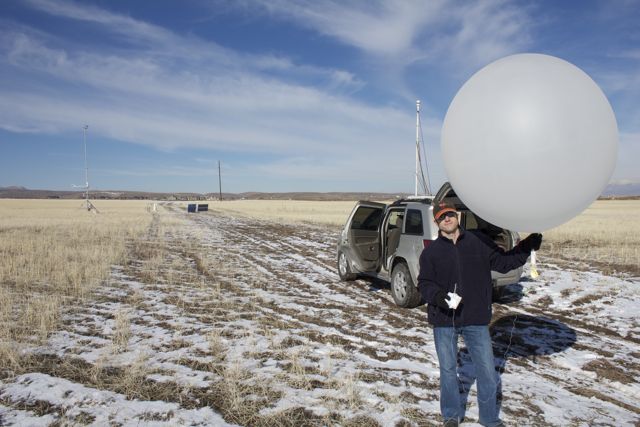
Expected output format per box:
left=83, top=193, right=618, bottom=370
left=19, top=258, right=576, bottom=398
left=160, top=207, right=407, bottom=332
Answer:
left=203, top=199, right=640, bottom=274
left=0, top=199, right=153, bottom=362
left=204, top=199, right=359, bottom=226
left=541, top=199, right=640, bottom=273
left=1, top=198, right=636, bottom=363
left=0, top=200, right=151, bottom=292
left=3, top=197, right=635, bottom=425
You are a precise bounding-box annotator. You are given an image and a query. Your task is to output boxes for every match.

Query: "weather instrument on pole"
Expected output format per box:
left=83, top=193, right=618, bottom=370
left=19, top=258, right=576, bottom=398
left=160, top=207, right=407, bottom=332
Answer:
left=73, top=125, right=98, bottom=213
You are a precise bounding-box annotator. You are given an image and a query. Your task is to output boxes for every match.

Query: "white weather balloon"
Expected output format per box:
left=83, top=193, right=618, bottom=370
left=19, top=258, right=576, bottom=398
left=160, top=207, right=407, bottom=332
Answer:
left=441, top=53, right=618, bottom=232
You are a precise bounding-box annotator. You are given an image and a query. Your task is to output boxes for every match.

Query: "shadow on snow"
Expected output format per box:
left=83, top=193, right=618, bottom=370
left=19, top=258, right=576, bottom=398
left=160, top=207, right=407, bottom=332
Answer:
left=456, top=303, right=577, bottom=420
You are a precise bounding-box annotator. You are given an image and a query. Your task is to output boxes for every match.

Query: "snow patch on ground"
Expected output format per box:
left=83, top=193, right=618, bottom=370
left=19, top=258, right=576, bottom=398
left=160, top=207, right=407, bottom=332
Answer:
left=1, top=206, right=638, bottom=426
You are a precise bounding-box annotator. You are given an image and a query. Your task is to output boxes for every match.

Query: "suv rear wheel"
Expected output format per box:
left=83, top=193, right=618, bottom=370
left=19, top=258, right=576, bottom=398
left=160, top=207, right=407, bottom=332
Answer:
left=337, top=251, right=357, bottom=281
left=390, top=262, right=421, bottom=308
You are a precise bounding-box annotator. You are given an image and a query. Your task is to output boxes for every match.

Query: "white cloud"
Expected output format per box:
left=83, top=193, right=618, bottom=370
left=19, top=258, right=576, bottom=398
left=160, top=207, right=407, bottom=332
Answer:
left=613, top=131, right=640, bottom=182
left=595, top=67, right=640, bottom=95
left=443, top=1, right=533, bottom=68
left=20, top=0, right=362, bottom=90
left=251, top=0, right=443, bottom=56
left=1, top=1, right=442, bottom=191
left=101, top=165, right=220, bottom=178
left=609, top=179, right=640, bottom=185
left=23, top=0, right=175, bottom=47
left=246, top=0, right=532, bottom=69
left=613, top=49, right=640, bottom=60
left=0, top=5, right=381, bottom=152
left=14, top=0, right=637, bottom=193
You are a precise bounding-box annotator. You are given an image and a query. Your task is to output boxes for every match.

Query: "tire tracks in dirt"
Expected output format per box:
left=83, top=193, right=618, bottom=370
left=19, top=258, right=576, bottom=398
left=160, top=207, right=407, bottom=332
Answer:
left=188, top=210, right=438, bottom=365
left=180, top=207, right=640, bottom=425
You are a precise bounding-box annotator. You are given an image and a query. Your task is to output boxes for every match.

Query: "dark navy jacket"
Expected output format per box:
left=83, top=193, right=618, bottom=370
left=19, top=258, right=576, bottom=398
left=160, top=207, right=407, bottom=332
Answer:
left=418, top=228, right=530, bottom=327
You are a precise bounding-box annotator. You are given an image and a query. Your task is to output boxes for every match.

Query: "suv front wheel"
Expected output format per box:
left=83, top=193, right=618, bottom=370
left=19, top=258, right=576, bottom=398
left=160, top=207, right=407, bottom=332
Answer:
left=337, top=251, right=357, bottom=281
left=390, top=262, right=421, bottom=308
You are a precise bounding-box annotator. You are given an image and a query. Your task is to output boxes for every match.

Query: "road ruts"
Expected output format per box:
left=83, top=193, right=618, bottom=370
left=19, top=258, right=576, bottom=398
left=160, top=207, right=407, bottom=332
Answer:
left=175, top=205, right=640, bottom=426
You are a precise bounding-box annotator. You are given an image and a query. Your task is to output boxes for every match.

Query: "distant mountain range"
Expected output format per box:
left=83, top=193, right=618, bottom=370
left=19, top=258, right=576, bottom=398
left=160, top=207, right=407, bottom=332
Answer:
left=0, top=186, right=412, bottom=201
left=602, top=182, right=640, bottom=197
left=1, top=185, right=638, bottom=201
left=0, top=186, right=217, bottom=201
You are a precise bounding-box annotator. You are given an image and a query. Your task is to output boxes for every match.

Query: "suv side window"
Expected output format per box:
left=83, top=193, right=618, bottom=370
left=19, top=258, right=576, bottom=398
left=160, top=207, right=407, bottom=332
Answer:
left=351, top=207, right=383, bottom=231
left=387, top=209, right=404, bottom=230
left=405, top=209, right=424, bottom=235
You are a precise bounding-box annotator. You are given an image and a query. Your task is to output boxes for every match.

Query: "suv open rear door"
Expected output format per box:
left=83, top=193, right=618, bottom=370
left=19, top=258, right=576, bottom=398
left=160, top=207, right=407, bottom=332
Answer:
left=433, top=182, right=464, bottom=210
left=343, top=201, right=385, bottom=272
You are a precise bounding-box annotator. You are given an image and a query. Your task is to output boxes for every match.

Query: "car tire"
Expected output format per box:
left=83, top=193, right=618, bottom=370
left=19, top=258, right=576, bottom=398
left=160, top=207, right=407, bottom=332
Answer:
left=337, top=251, right=357, bottom=281
left=390, top=262, right=421, bottom=308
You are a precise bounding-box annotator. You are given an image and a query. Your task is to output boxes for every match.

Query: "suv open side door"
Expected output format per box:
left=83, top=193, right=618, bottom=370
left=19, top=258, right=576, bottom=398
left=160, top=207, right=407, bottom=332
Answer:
left=343, top=201, right=385, bottom=272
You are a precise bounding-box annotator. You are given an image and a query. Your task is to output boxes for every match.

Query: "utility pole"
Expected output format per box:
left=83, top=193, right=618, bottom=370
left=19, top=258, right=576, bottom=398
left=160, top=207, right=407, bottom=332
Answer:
left=218, top=160, right=222, bottom=201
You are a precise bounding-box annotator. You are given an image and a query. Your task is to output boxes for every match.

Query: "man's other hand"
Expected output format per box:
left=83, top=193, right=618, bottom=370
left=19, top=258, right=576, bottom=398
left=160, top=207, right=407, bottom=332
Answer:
left=445, top=292, right=462, bottom=309
left=520, top=233, right=543, bottom=252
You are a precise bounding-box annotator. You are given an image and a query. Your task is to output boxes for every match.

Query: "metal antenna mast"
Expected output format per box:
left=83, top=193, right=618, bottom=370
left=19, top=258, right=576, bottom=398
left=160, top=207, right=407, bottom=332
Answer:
left=414, top=100, right=432, bottom=197
left=415, top=100, right=420, bottom=196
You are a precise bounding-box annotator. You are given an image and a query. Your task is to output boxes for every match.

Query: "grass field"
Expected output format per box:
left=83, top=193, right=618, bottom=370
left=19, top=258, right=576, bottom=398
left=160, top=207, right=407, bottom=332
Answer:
left=206, top=198, right=640, bottom=275
left=0, top=199, right=154, bottom=365
left=0, top=198, right=638, bottom=425
left=537, top=200, right=640, bottom=275
left=205, top=199, right=359, bottom=226
left=3, top=197, right=635, bottom=355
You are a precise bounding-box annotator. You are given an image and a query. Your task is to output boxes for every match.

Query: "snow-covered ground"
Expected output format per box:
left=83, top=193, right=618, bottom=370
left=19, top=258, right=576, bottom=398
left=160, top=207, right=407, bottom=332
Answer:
left=1, top=204, right=638, bottom=426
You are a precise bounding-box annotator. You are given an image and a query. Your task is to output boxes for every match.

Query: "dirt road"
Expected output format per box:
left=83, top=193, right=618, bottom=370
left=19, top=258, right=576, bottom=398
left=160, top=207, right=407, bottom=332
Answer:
left=188, top=206, right=640, bottom=426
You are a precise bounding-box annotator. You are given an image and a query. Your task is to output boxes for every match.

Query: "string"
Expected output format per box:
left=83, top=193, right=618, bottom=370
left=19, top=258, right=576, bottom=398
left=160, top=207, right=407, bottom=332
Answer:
left=449, top=289, right=519, bottom=407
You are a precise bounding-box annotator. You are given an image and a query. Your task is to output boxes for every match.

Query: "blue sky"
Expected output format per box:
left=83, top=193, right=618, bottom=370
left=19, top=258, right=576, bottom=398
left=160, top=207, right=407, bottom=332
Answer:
left=0, top=0, right=638, bottom=193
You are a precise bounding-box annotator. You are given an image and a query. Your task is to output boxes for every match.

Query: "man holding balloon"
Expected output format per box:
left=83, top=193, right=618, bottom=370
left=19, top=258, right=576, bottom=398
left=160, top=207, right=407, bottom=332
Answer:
left=420, top=52, right=617, bottom=426
left=418, top=202, right=541, bottom=427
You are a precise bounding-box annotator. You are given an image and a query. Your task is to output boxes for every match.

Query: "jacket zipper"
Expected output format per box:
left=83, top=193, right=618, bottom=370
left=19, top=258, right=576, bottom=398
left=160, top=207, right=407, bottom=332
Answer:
left=454, top=240, right=463, bottom=327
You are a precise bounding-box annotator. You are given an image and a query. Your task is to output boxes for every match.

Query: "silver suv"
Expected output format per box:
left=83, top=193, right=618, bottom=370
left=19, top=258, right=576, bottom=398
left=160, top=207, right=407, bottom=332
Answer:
left=337, top=182, right=523, bottom=308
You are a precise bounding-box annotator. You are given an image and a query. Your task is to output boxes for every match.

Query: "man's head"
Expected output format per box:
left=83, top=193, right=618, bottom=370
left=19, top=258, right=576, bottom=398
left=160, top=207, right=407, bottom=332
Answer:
left=433, top=201, right=459, bottom=233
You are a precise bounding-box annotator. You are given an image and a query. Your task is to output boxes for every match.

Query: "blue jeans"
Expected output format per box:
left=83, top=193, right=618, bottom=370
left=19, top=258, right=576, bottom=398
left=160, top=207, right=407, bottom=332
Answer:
left=433, top=325, right=501, bottom=426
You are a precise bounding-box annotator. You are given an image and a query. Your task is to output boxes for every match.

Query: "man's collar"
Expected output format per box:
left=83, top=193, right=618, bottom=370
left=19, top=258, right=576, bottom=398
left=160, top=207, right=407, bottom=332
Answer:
left=438, top=227, right=465, bottom=243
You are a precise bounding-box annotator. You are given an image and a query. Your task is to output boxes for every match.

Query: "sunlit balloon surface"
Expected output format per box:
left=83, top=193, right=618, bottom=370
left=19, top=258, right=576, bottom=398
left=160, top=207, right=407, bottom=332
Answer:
left=441, top=53, right=618, bottom=232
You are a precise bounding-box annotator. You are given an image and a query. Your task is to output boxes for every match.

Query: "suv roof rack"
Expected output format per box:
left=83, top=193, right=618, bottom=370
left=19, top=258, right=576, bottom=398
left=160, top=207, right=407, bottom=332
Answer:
left=389, top=196, right=434, bottom=207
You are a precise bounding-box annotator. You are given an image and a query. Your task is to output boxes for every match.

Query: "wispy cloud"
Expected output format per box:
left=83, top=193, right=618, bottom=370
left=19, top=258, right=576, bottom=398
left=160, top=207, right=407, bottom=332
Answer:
left=23, top=0, right=175, bottom=47
left=4, top=0, right=636, bottom=191
left=249, top=0, right=443, bottom=57
left=0, top=1, right=395, bottom=151
left=609, top=178, right=640, bottom=185
left=0, top=0, right=443, bottom=191
left=234, top=0, right=534, bottom=105
left=102, top=165, right=221, bottom=178
left=610, top=131, right=640, bottom=183
left=443, top=1, right=533, bottom=68
left=246, top=0, right=533, bottom=69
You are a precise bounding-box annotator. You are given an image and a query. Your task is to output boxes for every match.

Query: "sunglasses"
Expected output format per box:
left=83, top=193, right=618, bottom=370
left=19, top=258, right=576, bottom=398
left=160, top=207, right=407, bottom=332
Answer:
left=436, top=211, right=457, bottom=223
